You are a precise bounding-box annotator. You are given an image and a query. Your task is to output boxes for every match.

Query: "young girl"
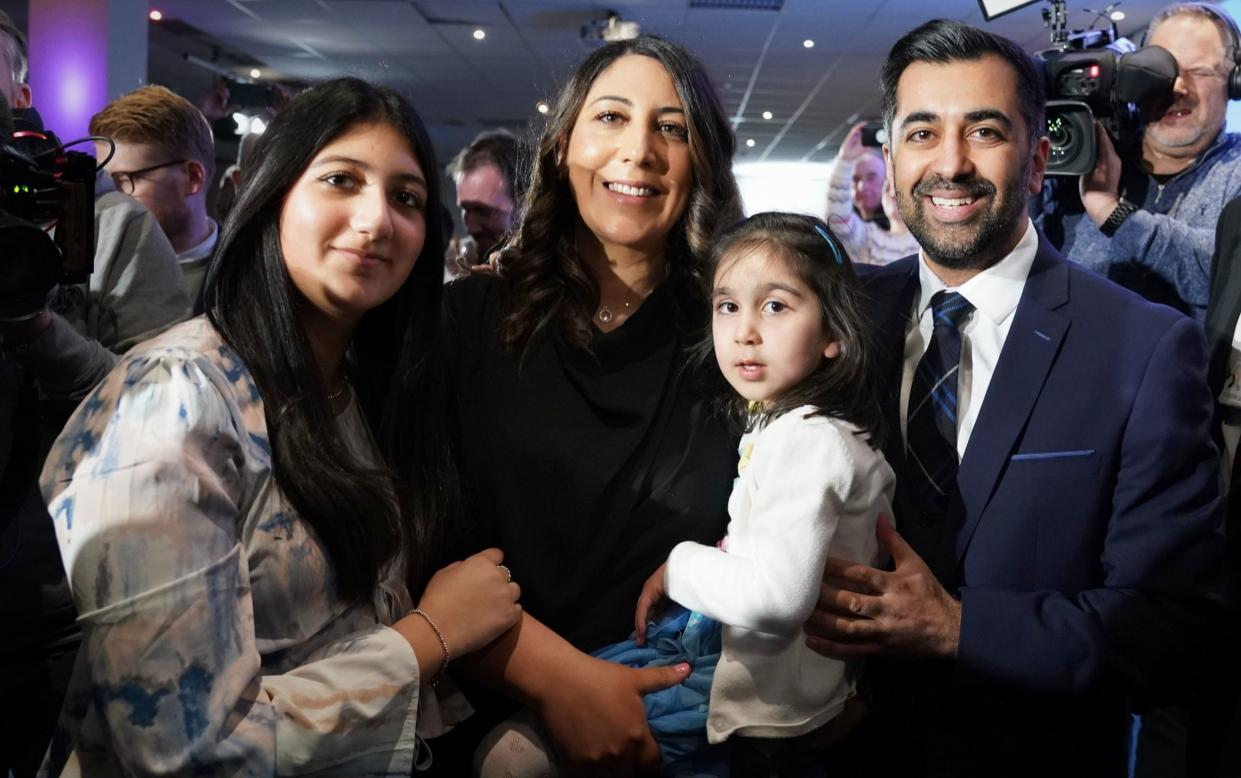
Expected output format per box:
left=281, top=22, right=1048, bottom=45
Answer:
left=628, top=211, right=896, bottom=775
left=38, top=79, right=521, bottom=776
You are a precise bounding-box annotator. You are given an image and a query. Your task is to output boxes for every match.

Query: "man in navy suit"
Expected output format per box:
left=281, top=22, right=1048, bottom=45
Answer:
left=805, top=20, right=1224, bottom=776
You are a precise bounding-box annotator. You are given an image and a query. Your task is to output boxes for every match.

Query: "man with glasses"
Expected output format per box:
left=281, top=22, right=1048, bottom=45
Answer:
left=1039, top=2, right=1241, bottom=322
left=91, top=85, right=219, bottom=301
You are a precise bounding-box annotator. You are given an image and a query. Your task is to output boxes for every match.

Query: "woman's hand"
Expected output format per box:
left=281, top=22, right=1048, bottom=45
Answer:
left=534, top=655, right=690, bottom=777
left=414, top=548, right=521, bottom=657
left=633, top=563, right=668, bottom=646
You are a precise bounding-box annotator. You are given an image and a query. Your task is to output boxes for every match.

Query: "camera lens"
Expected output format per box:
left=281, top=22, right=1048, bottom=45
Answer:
left=1048, top=117, right=1072, bottom=149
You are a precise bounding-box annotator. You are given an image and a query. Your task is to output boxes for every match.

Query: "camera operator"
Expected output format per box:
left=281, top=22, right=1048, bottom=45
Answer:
left=0, top=13, right=189, bottom=399
left=1041, top=2, right=1241, bottom=321
left=0, top=12, right=189, bottom=777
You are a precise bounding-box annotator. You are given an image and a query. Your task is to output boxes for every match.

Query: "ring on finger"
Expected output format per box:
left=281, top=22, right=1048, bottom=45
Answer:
left=498, top=564, right=512, bottom=583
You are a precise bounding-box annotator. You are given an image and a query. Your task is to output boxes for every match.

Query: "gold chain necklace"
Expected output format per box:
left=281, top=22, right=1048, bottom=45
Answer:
left=596, top=287, right=654, bottom=324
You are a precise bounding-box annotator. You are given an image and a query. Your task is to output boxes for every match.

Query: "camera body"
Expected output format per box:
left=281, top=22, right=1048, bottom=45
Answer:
left=0, top=107, right=95, bottom=320
left=1021, top=0, right=1180, bottom=177
left=1039, top=38, right=1178, bottom=176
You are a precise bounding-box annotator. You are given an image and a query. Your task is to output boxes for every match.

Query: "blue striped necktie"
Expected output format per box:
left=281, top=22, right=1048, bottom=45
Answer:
left=906, top=290, right=974, bottom=513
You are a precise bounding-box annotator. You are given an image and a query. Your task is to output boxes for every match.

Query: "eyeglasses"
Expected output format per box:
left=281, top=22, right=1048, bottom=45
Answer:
left=110, top=158, right=187, bottom=194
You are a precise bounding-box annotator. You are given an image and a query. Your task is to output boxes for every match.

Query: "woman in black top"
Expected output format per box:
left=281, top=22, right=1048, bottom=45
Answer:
left=442, top=35, right=743, bottom=774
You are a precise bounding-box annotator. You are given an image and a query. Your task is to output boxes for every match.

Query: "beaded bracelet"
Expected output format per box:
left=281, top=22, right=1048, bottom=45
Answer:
left=409, top=608, right=450, bottom=686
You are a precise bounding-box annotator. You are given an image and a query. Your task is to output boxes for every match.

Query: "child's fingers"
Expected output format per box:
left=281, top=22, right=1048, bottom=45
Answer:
left=634, top=592, right=653, bottom=646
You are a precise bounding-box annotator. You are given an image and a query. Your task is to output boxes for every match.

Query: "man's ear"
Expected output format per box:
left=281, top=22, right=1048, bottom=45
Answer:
left=1027, top=135, right=1050, bottom=196
left=185, top=159, right=208, bottom=195
left=14, top=83, right=31, bottom=109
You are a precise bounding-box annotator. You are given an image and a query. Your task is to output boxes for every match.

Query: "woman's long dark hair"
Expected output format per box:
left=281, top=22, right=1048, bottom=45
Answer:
left=703, top=212, right=885, bottom=442
left=204, top=78, right=455, bottom=602
left=498, top=35, right=742, bottom=353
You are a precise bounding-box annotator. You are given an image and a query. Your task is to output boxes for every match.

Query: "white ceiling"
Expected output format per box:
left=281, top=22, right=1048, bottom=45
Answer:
left=144, top=0, right=1178, bottom=163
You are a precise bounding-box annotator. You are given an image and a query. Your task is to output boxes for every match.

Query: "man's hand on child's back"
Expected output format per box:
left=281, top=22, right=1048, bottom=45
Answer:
left=803, top=514, right=962, bottom=659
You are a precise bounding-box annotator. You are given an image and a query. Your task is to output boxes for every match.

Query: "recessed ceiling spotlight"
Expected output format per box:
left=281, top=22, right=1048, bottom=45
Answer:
left=762, top=110, right=773, bottom=120
left=148, top=9, right=163, bottom=21
left=746, top=138, right=756, bottom=148
left=803, top=39, right=815, bottom=48
left=473, top=29, right=486, bottom=40
left=1110, top=10, right=1125, bottom=21
left=249, top=68, right=261, bottom=79
left=536, top=102, right=550, bottom=114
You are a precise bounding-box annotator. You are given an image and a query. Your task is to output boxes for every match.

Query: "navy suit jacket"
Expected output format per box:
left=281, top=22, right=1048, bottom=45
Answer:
left=851, top=238, right=1224, bottom=777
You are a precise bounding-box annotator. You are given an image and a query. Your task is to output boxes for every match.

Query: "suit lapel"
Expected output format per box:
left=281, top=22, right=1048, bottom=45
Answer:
left=953, top=241, right=1070, bottom=562
left=863, top=261, right=923, bottom=536
left=863, top=261, right=919, bottom=514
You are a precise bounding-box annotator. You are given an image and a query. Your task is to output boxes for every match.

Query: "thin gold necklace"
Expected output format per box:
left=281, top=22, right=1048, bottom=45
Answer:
left=596, top=286, right=654, bottom=324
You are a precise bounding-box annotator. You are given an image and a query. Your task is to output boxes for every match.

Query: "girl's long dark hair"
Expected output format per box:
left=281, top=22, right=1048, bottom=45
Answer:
left=498, top=35, right=742, bottom=353
left=704, top=212, right=885, bottom=442
left=204, top=78, right=455, bottom=602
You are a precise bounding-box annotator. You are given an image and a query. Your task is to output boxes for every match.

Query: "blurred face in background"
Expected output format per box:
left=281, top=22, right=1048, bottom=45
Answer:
left=455, top=162, right=516, bottom=257
left=0, top=35, right=30, bottom=109
left=852, top=151, right=886, bottom=218
left=97, top=139, right=206, bottom=249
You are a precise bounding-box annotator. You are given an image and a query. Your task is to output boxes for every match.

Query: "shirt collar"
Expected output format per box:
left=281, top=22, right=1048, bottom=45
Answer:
left=178, top=220, right=219, bottom=263
left=915, top=218, right=1038, bottom=326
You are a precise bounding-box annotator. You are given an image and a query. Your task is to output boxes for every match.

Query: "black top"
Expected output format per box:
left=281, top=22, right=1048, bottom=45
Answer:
left=442, top=274, right=736, bottom=652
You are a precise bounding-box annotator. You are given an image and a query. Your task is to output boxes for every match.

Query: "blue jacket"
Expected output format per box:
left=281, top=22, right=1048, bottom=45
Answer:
left=850, top=237, right=1224, bottom=777
left=1040, top=131, right=1241, bottom=321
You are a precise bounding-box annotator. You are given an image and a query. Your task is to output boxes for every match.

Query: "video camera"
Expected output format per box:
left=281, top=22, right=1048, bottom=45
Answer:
left=980, top=0, right=1179, bottom=176
left=0, top=94, right=95, bottom=321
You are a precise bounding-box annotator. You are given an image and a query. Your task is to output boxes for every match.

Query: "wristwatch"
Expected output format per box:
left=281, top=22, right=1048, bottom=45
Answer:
left=1099, top=199, right=1138, bottom=238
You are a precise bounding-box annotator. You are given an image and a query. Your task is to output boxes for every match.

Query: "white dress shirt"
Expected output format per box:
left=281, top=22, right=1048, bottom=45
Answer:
left=899, top=219, right=1039, bottom=459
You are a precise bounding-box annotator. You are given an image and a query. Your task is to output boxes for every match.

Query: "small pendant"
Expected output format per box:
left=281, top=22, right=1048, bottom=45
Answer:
left=597, top=305, right=614, bottom=323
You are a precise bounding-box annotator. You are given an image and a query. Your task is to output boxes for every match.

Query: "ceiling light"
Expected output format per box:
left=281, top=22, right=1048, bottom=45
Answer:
left=1110, top=10, right=1125, bottom=21
left=802, top=39, right=815, bottom=48
left=536, top=102, right=549, bottom=114
left=249, top=68, right=261, bottom=79
left=148, top=9, right=162, bottom=21
left=762, top=110, right=773, bottom=120
left=746, top=138, right=756, bottom=148
left=473, top=29, right=486, bottom=40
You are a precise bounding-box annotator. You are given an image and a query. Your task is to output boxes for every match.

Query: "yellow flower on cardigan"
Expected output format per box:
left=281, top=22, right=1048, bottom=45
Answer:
left=738, top=442, right=754, bottom=475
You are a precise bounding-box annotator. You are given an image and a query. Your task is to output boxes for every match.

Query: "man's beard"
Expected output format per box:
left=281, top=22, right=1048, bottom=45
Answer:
left=896, top=166, right=1029, bottom=271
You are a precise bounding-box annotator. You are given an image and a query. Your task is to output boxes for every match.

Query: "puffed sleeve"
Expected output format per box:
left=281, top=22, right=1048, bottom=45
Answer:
left=41, top=351, right=423, bottom=777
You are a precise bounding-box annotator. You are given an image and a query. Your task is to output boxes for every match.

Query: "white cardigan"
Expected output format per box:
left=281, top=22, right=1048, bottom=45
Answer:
left=666, top=407, right=895, bottom=743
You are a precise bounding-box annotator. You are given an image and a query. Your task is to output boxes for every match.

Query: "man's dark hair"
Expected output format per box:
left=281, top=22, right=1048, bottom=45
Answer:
left=449, top=128, right=529, bottom=207
left=880, top=19, right=1046, bottom=147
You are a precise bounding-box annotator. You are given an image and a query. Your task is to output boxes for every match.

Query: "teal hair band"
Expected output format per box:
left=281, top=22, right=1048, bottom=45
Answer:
left=813, top=223, right=846, bottom=265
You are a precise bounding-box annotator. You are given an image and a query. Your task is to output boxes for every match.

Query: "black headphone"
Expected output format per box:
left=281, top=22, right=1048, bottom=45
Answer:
left=1143, top=2, right=1241, bottom=100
